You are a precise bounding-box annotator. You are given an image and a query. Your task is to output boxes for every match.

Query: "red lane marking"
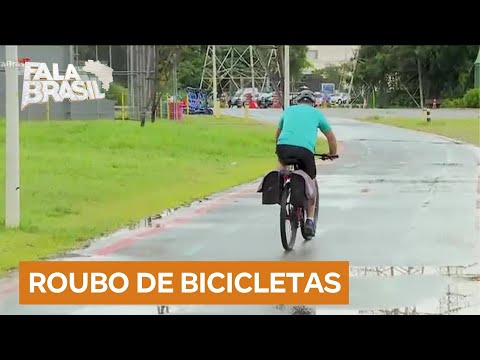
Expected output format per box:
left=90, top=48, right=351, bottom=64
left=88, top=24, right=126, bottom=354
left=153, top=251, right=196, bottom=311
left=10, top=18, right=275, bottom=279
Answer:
left=0, top=189, right=257, bottom=299
left=95, top=236, right=141, bottom=256
left=0, top=283, right=17, bottom=298
left=92, top=188, right=255, bottom=256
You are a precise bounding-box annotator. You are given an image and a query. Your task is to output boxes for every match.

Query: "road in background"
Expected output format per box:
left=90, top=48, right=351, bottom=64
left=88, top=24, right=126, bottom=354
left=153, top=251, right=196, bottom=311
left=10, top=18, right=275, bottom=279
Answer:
left=0, top=108, right=479, bottom=315
left=322, top=107, right=478, bottom=119
left=237, top=107, right=479, bottom=120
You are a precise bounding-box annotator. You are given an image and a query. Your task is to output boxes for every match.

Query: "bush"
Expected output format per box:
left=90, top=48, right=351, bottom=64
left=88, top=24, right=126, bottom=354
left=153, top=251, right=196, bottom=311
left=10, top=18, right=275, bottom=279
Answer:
left=443, top=88, right=479, bottom=108
left=106, top=82, right=128, bottom=106
left=442, top=98, right=465, bottom=108
left=463, top=88, right=480, bottom=108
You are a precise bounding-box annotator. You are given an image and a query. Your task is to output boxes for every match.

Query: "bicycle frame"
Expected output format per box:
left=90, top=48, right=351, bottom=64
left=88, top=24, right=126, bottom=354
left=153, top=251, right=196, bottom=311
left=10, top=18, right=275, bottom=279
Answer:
left=281, top=165, right=305, bottom=222
left=278, top=153, right=338, bottom=251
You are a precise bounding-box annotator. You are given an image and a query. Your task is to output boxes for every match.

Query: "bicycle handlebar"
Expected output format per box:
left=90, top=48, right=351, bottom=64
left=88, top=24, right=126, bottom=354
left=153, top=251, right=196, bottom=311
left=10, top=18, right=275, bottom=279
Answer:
left=314, top=153, right=339, bottom=161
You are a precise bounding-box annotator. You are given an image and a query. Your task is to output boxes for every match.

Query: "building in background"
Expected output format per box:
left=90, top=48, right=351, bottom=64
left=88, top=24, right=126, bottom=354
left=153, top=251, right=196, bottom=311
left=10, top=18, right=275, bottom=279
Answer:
left=0, top=45, right=115, bottom=120
left=305, top=45, right=359, bottom=73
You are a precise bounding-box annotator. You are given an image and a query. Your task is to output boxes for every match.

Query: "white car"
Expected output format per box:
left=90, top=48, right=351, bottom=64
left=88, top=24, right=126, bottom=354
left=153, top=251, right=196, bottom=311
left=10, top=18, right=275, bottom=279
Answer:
left=313, top=92, right=323, bottom=106
left=329, top=93, right=350, bottom=105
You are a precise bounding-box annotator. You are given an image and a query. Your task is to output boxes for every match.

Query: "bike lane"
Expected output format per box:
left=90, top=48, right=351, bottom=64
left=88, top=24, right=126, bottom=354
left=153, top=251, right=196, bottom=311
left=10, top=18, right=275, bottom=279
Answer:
left=0, top=109, right=479, bottom=315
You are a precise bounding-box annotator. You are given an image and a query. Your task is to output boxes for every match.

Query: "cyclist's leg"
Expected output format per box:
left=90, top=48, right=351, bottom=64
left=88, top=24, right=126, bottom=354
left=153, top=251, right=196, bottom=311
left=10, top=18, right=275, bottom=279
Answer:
left=284, top=146, right=316, bottom=236
left=295, top=148, right=317, bottom=218
left=275, top=144, right=293, bottom=171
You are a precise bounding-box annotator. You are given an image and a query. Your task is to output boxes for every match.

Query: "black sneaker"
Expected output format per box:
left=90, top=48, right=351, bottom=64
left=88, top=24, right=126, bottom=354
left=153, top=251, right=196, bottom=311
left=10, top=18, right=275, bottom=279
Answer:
left=304, top=219, right=315, bottom=237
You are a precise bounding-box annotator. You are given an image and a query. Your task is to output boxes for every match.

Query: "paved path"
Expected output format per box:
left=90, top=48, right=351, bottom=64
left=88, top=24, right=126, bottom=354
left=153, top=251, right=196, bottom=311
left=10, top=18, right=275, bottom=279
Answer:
left=0, top=109, right=478, bottom=315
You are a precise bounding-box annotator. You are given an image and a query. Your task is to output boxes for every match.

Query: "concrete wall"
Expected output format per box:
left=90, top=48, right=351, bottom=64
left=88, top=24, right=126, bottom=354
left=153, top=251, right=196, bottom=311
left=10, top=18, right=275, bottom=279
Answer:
left=0, top=45, right=115, bottom=120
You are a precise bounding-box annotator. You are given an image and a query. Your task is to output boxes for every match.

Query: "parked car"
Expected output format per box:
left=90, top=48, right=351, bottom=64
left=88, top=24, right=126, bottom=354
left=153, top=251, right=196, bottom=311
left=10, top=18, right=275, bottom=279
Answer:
left=329, top=92, right=350, bottom=105
left=229, top=89, right=243, bottom=107
left=229, top=87, right=260, bottom=107
left=314, top=92, right=323, bottom=107
left=258, top=92, right=274, bottom=108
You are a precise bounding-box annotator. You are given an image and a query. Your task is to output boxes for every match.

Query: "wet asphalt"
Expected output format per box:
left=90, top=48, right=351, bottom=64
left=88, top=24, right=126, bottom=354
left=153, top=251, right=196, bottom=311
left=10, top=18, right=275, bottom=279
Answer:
left=0, top=108, right=479, bottom=315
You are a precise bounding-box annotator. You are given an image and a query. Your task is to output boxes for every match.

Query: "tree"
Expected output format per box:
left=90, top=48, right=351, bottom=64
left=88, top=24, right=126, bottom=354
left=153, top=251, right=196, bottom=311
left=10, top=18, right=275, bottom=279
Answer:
left=353, top=45, right=479, bottom=107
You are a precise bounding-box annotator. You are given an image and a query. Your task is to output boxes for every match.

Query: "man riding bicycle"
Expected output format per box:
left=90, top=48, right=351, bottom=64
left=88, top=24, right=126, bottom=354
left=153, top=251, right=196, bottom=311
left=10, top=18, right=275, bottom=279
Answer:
left=275, top=88, right=338, bottom=237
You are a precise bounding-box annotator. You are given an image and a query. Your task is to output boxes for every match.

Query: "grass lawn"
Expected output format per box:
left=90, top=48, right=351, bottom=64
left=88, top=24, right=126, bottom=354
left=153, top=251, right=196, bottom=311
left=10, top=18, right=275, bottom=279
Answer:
left=359, top=116, right=480, bottom=146
left=0, top=115, right=326, bottom=274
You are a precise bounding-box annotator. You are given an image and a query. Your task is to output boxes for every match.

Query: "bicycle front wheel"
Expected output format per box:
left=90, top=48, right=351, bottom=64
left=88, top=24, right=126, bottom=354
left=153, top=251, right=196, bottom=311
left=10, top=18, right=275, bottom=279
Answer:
left=280, top=184, right=298, bottom=251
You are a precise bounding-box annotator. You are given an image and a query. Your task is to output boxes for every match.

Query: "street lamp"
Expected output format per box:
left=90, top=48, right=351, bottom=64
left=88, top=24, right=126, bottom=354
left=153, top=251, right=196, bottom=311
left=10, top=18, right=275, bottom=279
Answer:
left=284, top=45, right=290, bottom=109
left=475, top=47, right=480, bottom=89
left=4, top=45, right=20, bottom=228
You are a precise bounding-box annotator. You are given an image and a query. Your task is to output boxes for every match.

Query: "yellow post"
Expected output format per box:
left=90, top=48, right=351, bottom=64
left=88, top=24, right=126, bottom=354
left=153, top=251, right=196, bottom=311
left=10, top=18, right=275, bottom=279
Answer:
left=46, top=98, right=50, bottom=121
left=244, top=103, right=249, bottom=119
left=214, top=100, right=220, bottom=119
left=121, top=92, right=125, bottom=121
left=166, top=95, right=170, bottom=119
left=186, top=97, right=189, bottom=115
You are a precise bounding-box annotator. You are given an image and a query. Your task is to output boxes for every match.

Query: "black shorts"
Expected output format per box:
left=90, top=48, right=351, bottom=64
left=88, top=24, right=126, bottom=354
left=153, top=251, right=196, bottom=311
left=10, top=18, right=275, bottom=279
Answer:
left=276, top=144, right=316, bottom=179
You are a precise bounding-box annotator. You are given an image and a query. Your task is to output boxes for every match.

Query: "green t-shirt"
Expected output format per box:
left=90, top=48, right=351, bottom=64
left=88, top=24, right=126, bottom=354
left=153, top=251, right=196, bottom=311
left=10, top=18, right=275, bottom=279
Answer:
left=277, top=104, right=332, bottom=153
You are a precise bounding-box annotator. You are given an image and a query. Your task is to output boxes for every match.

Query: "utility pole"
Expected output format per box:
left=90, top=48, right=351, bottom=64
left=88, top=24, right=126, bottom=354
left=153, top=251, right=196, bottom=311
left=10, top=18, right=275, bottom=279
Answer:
left=474, top=46, right=480, bottom=89
left=249, top=45, right=255, bottom=90
left=212, top=45, right=219, bottom=118
left=5, top=45, right=20, bottom=228
left=284, top=45, right=290, bottom=109
left=417, top=57, right=424, bottom=109
left=348, top=46, right=360, bottom=108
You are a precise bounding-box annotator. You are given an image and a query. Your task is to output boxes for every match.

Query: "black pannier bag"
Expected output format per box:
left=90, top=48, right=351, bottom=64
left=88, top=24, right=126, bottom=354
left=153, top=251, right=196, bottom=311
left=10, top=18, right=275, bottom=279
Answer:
left=257, top=170, right=282, bottom=205
left=289, top=172, right=308, bottom=208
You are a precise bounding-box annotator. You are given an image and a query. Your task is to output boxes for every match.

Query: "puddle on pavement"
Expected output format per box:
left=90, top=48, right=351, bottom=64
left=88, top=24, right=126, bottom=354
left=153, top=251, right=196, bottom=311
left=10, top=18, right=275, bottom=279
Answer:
left=274, top=305, right=316, bottom=315
left=155, top=265, right=479, bottom=316
left=349, top=265, right=480, bottom=315
left=84, top=196, right=227, bottom=244
left=40, top=253, right=90, bottom=261
left=125, top=192, right=249, bottom=231
left=358, top=178, right=470, bottom=184
left=432, top=162, right=463, bottom=166
left=155, top=304, right=317, bottom=315
left=349, top=264, right=480, bottom=280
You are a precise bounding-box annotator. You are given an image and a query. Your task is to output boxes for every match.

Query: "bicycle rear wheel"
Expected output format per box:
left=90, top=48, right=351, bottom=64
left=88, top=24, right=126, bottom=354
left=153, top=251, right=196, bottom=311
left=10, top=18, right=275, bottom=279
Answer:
left=280, top=184, right=298, bottom=251
left=301, top=181, right=319, bottom=241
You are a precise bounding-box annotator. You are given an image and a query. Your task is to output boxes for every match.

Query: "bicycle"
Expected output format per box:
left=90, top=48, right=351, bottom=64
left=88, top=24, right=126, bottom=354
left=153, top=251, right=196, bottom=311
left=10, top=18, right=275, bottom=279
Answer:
left=279, top=153, right=339, bottom=251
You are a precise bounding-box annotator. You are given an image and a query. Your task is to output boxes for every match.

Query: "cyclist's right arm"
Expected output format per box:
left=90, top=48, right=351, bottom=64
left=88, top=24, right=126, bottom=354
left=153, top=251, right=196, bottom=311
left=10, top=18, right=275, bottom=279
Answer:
left=275, top=114, right=284, bottom=143
left=317, top=113, right=337, bottom=156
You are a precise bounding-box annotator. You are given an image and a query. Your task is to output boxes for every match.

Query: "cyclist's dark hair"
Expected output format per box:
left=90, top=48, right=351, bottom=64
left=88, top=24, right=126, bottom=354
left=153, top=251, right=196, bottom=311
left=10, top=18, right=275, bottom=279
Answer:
left=296, top=89, right=315, bottom=105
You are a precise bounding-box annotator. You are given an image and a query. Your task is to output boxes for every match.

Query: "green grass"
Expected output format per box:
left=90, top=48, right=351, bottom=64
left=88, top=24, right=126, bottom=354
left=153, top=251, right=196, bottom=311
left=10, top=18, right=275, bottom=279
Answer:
left=359, top=116, right=480, bottom=146
left=0, top=115, right=326, bottom=274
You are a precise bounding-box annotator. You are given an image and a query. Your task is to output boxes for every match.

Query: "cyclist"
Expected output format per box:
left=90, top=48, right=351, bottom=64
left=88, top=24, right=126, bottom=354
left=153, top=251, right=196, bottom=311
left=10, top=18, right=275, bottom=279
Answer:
left=275, top=89, right=338, bottom=237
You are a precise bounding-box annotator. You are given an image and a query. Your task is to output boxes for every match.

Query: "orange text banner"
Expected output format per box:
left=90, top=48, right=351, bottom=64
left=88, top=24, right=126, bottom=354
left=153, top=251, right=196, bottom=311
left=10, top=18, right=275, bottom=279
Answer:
left=19, top=261, right=349, bottom=305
